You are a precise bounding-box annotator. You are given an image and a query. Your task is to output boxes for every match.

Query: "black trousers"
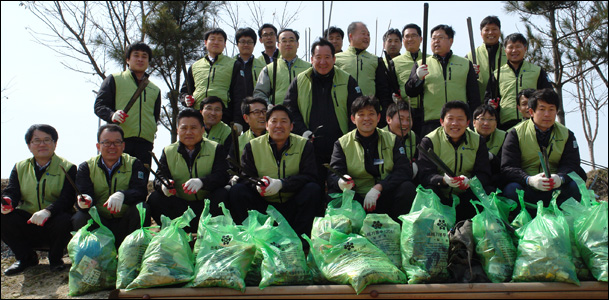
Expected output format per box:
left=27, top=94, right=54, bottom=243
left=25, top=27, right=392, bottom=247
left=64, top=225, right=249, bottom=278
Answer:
left=71, top=203, right=150, bottom=248
left=228, top=182, right=322, bottom=238
left=1, top=209, right=72, bottom=263
left=351, top=181, right=417, bottom=223
left=124, top=137, right=153, bottom=180
left=147, top=188, right=229, bottom=233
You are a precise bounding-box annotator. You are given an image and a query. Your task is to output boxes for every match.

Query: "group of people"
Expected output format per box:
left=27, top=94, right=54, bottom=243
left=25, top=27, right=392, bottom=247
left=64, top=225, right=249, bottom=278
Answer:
left=2, top=16, right=587, bottom=277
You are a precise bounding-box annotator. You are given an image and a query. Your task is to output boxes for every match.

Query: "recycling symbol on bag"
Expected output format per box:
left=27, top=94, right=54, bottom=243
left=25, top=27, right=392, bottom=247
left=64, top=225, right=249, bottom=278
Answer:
left=436, top=219, right=447, bottom=231
left=344, top=242, right=354, bottom=251
left=221, top=235, right=232, bottom=245
left=372, top=221, right=383, bottom=229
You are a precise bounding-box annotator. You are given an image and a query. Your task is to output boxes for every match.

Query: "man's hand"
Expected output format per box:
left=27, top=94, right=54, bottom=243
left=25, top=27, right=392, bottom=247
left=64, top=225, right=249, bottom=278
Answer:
left=229, top=175, right=240, bottom=186
left=27, top=209, right=51, bottom=226
left=233, top=123, right=244, bottom=136
left=162, top=180, right=176, bottom=197
left=363, top=188, right=381, bottom=212
left=302, top=130, right=313, bottom=140
left=473, top=64, right=480, bottom=75
left=112, top=110, right=129, bottom=124
left=443, top=174, right=470, bottom=190
left=456, top=175, right=470, bottom=190
left=488, top=98, right=500, bottom=109
left=77, top=194, right=93, bottom=209
left=411, top=162, right=418, bottom=178
left=103, top=192, right=124, bottom=214
left=528, top=173, right=552, bottom=191
left=183, top=178, right=203, bottom=194
left=392, top=93, right=403, bottom=103
left=550, top=174, right=562, bottom=189
left=488, top=151, right=495, bottom=161
left=416, top=64, right=429, bottom=80
left=1, top=197, right=13, bottom=214
left=338, top=175, right=355, bottom=191
left=260, top=176, right=282, bottom=196
left=185, top=95, right=195, bottom=107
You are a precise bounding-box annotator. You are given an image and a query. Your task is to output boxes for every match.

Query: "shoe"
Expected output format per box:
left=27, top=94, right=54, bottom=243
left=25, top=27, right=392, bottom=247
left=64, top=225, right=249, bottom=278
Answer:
left=49, top=260, right=66, bottom=272
left=4, top=254, right=39, bottom=276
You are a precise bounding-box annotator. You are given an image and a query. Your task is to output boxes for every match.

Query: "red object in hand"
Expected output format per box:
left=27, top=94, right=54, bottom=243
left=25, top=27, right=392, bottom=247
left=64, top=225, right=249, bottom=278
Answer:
left=488, top=98, right=500, bottom=109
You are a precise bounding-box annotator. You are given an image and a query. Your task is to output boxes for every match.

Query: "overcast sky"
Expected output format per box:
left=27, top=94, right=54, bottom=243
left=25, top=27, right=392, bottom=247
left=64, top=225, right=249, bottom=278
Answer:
left=2, top=1, right=606, bottom=178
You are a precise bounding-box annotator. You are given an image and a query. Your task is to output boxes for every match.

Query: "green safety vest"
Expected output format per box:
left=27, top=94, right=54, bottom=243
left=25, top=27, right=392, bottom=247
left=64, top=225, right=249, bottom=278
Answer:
left=267, top=57, right=311, bottom=105
left=295, top=67, right=351, bottom=134
left=192, top=54, right=235, bottom=110
left=164, top=138, right=218, bottom=200
left=335, top=46, right=379, bottom=97
left=423, top=55, right=470, bottom=122
left=392, top=50, right=424, bottom=108
left=15, top=154, right=74, bottom=214
left=467, top=43, right=508, bottom=101
left=427, top=127, right=480, bottom=197
left=87, top=153, right=136, bottom=219
left=382, top=126, right=418, bottom=161
left=113, top=70, right=161, bottom=143
left=250, top=133, right=307, bottom=203
left=514, top=119, right=568, bottom=176
left=205, top=121, right=231, bottom=145
left=238, top=129, right=260, bottom=157
left=495, top=61, right=541, bottom=127
left=476, top=128, right=506, bottom=156
left=339, top=129, right=395, bottom=196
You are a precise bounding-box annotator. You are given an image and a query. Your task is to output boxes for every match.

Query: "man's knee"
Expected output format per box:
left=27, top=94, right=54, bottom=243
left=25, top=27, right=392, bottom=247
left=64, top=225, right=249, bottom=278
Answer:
left=502, top=182, right=524, bottom=200
left=71, top=210, right=91, bottom=231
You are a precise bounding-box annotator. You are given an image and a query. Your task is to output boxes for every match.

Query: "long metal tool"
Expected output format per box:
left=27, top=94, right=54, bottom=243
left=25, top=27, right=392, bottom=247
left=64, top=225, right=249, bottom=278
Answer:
left=417, top=145, right=456, bottom=177
left=226, top=157, right=265, bottom=187
left=144, top=164, right=173, bottom=189
left=179, top=44, right=192, bottom=95
left=230, top=122, right=241, bottom=165
left=422, top=3, right=429, bottom=65
left=539, top=147, right=551, bottom=178
left=122, top=74, right=150, bottom=114
left=59, top=165, right=85, bottom=200
left=148, top=150, right=173, bottom=188
left=466, top=17, right=477, bottom=65
left=323, top=163, right=349, bottom=182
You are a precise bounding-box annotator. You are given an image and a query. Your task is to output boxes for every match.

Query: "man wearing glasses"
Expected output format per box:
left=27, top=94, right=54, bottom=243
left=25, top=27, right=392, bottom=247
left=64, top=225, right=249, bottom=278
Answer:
left=473, top=104, right=506, bottom=188
left=257, top=23, right=280, bottom=64
left=235, top=27, right=267, bottom=97
left=2, top=124, right=76, bottom=275
left=199, top=96, right=233, bottom=148
left=72, top=124, right=150, bottom=248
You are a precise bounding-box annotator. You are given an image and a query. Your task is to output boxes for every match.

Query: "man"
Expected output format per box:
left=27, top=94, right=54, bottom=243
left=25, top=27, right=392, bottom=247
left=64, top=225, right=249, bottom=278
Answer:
left=517, top=88, right=535, bottom=121
left=147, top=109, right=229, bottom=231
left=473, top=104, right=506, bottom=188
left=254, top=28, right=311, bottom=105
left=94, top=42, right=161, bottom=168
left=72, top=124, right=149, bottom=247
left=324, top=26, right=345, bottom=53
left=392, top=24, right=425, bottom=137
left=235, top=27, right=267, bottom=97
left=335, top=22, right=392, bottom=127
left=501, top=89, right=586, bottom=213
left=406, top=25, right=481, bottom=137
left=328, top=96, right=416, bottom=222
left=200, top=96, right=232, bottom=148
left=284, top=38, right=362, bottom=187
left=2, top=124, right=76, bottom=275
left=488, top=33, right=552, bottom=131
left=382, top=28, right=402, bottom=60
left=467, top=16, right=508, bottom=102
left=418, top=101, right=492, bottom=222
left=384, top=101, right=419, bottom=180
left=228, top=105, right=321, bottom=238
left=257, top=23, right=279, bottom=64
left=230, top=97, right=268, bottom=160
left=180, top=28, right=247, bottom=129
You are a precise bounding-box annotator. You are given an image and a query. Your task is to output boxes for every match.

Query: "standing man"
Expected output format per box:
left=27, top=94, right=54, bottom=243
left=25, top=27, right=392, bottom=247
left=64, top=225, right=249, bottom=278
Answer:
left=147, top=108, right=229, bottom=231
left=180, top=28, right=247, bottom=129
left=72, top=124, right=150, bottom=247
left=235, top=27, right=267, bottom=97
left=384, top=101, right=419, bottom=180
left=2, top=125, right=76, bottom=275
left=284, top=38, right=362, bottom=187
left=324, top=26, right=345, bottom=53
left=490, top=33, right=552, bottom=130
left=406, top=25, right=481, bottom=137
left=328, top=96, right=416, bottom=222
left=200, top=96, right=232, bottom=148
left=257, top=23, right=280, bottom=64
left=228, top=105, right=321, bottom=238
left=501, top=89, right=586, bottom=212
left=473, top=104, right=506, bottom=188
left=94, top=42, right=161, bottom=168
left=417, top=101, right=492, bottom=222
left=382, top=28, right=402, bottom=60
left=335, top=21, right=392, bottom=127
left=254, top=28, right=311, bottom=106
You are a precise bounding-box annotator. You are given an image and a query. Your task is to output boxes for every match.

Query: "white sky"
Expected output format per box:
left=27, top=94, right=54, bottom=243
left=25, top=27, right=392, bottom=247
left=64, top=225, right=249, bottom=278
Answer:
left=2, top=1, right=607, bottom=178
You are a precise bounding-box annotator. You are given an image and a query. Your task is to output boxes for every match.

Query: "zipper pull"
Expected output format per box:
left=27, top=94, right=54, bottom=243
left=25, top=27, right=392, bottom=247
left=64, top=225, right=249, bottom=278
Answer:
left=449, top=67, right=452, bottom=80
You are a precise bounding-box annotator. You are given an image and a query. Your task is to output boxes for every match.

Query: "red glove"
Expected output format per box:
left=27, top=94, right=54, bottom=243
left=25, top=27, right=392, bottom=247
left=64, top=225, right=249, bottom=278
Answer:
left=112, top=110, right=129, bottom=124
left=2, top=197, right=14, bottom=214
left=488, top=98, right=500, bottom=109
left=185, top=95, right=195, bottom=107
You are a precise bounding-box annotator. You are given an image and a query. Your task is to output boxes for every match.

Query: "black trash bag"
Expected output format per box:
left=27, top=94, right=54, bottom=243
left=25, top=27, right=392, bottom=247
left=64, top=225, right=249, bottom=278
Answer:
left=447, top=219, right=490, bottom=283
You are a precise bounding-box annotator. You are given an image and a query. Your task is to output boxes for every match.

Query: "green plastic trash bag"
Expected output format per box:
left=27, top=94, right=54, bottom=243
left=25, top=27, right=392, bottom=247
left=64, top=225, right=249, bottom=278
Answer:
left=116, top=203, right=156, bottom=289
left=512, top=193, right=580, bottom=285
left=560, top=197, right=594, bottom=280
left=399, top=185, right=454, bottom=284
left=326, top=189, right=366, bottom=232
left=187, top=200, right=256, bottom=291
left=126, top=207, right=196, bottom=290
left=241, top=210, right=271, bottom=286
left=67, top=207, right=117, bottom=296
left=470, top=200, right=517, bottom=283
left=311, top=215, right=352, bottom=243
left=469, top=177, right=516, bottom=224
left=360, top=214, right=401, bottom=269
left=511, top=189, right=533, bottom=234
left=303, top=229, right=406, bottom=294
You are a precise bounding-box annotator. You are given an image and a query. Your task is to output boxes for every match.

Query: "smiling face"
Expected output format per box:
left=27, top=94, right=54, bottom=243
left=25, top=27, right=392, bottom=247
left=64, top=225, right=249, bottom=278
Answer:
left=278, top=31, right=299, bottom=61
left=243, top=102, right=267, bottom=135
left=237, top=36, right=255, bottom=58
left=386, top=109, right=411, bottom=138
left=126, top=50, right=149, bottom=76
left=178, top=117, right=204, bottom=150
left=480, top=23, right=501, bottom=46
left=518, top=95, right=531, bottom=118
left=349, top=23, right=370, bottom=50
left=431, top=29, right=453, bottom=57
left=530, top=100, right=557, bottom=132
left=96, top=129, right=125, bottom=166
left=440, top=108, right=470, bottom=143
left=312, top=44, right=335, bottom=75
left=266, top=110, right=293, bottom=143
left=201, top=101, right=223, bottom=128
left=259, top=27, right=277, bottom=49
left=205, top=33, right=226, bottom=58
left=27, top=130, right=56, bottom=163
left=351, top=105, right=380, bottom=137
left=403, top=28, right=422, bottom=54
left=505, top=40, right=527, bottom=64
left=473, top=112, right=497, bottom=138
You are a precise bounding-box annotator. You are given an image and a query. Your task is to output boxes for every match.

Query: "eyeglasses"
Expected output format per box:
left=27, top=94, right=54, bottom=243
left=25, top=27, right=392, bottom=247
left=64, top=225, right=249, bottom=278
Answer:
left=249, top=109, right=267, bottom=116
left=100, top=140, right=124, bottom=147
left=203, top=107, right=223, bottom=113
left=475, top=117, right=496, bottom=123
left=404, top=34, right=420, bottom=39
left=30, top=138, right=54, bottom=145
left=261, top=33, right=275, bottom=38
left=431, top=36, right=449, bottom=42
left=238, top=40, right=255, bottom=45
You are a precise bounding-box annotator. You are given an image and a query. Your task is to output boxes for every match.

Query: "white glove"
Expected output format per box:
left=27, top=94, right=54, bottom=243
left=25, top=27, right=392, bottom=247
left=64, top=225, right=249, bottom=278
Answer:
left=550, top=174, right=562, bottom=189
left=77, top=194, right=93, bottom=209
left=528, top=173, right=552, bottom=191
left=488, top=98, right=500, bottom=109
left=412, top=162, right=418, bottom=178
left=259, top=176, right=282, bottom=196
left=488, top=151, right=495, bottom=161
left=363, top=188, right=381, bottom=212
left=444, top=173, right=461, bottom=188
left=302, top=130, right=313, bottom=140
left=183, top=178, right=203, bottom=194
left=233, top=123, right=243, bottom=136
left=392, top=93, right=403, bottom=103
left=267, top=103, right=275, bottom=111
left=416, top=64, right=429, bottom=80
left=185, top=95, right=195, bottom=107
left=456, top=175, right=470, bottom=190
left=473, top=64, right=480, bottom=75
left=338, top=175, right=355, bottom=191
left=28, top=209, right=51, bottom=226
left=112, top=110, right=128, bottom=124
left=162, top=180, right=176, bottom=197
left=104, top=192, right=124, bottom=214
left=229, top=175, right=240, bottom=186
left=1, top=197, right=14, bottom=214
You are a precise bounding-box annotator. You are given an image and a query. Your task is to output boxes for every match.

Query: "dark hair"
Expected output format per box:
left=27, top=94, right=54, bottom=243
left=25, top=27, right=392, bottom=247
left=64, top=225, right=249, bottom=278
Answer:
left=125, top=42, right=152, bottom=61
left=473, top=104, right=498, bottom=120
left=402, top=23, right=422, bottom=37
left=266, top=104, right=293, bottom=123
left=200, top=96, right=225, bottom=110
left=351, top=95, right=380, bottom=116
left=25, top=124, right=58, bottom=144
left=277, top=28, right=300, bottom=41
left=235, top=27, right=257, bottom=45
left=386, top=101, right=411, bottom=118
left=517, top=88, right=536, bottom=106
left=324, top=26, right=344, bottom=39
left=241, top=96, right=268, bottom=115
left=441, top=100, right=471, bottom=120
left=480, top=16, right=501, bottom=30
left=431, top=24, right=455, bottom=39
left=258, top=23, right=278, bottom=38
left=178, top=108, right=205, bottom=127
left=505, top=33, right=528, bottom=48
left=311, top=38, right=335, bottom=56
left=383, top=28, right=402, bottom=42
left=529, top=88, right=560, bottom=111
left=204, top=28, right=227, bottom=42
left=97, top=124, right=124, bottom=142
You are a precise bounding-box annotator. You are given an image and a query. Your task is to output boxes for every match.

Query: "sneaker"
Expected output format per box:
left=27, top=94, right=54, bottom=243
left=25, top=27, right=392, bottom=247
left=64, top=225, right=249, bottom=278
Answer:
left=4, top=253, right=39, bottom=276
